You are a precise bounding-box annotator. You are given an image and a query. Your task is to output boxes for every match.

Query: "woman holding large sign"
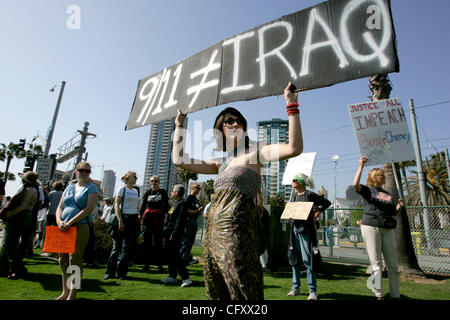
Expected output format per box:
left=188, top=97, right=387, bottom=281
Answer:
left=287, top=173, right=331, bottom=300
left=172, top=82, right=303, bottom=300
left=353, top=156, right=403, bottom=300
left=55, top=162, right=99, bottom=300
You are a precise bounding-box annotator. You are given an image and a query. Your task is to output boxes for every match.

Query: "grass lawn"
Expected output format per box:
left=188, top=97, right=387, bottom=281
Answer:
left=0, top=246, right=449, bottom=300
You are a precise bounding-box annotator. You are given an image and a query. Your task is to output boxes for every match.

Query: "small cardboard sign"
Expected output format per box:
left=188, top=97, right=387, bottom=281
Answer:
left=43, top=226, right=77, bottom=254
left=280, top=202, right=314, bottom=221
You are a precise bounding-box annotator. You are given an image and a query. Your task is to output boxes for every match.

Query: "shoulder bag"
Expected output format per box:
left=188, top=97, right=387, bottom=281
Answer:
left=105, top=187, right=126, bottom=227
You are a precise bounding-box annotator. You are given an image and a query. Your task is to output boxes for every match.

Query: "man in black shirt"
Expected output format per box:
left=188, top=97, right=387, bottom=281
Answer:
left=180, top=183, right=204, bottom=266
left=161, top=184, right=192, bottom=287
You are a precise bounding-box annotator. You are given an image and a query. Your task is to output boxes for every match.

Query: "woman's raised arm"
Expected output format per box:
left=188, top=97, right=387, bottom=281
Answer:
left=259, top=82, right=303, bottom=163
left=172, top=109, right=219, bottom=174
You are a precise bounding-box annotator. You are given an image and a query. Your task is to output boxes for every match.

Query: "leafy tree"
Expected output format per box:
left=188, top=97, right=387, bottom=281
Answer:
left=177, top=167, right=198, bottom=191
left=201, top=179, right=215, bottom=201
left=369, top=74, right=425, bottom=277
left=0, top=142, right=26, bottom=186
left=268, top=194, right=285, bottom=207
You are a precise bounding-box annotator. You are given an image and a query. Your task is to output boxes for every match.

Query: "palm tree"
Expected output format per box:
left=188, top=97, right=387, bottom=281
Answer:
left=369, top=74, right=425, bottom=277
left=405, top=151, right=449, bottom=206
left=177, top=167, right=198, bottom=191
left=0, top=172, right=16, bottom=182
left=0, top=142, right=26, bottom=186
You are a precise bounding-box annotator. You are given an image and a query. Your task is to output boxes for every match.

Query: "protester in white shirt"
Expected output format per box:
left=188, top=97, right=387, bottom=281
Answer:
left=104, top=171, right=140, bottom=280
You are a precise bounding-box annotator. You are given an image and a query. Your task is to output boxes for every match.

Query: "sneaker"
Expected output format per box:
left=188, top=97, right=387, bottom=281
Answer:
left=103, top=274, right=115, bottom=280
left=308, top=292, right=318, bottom=300
left=161, top=277, right=177, bottom=285
left=188, top=258, right=199, bottom=266
left=287, top=288, right=300, bottom=296
left=181, top=279, right=193, bottom=287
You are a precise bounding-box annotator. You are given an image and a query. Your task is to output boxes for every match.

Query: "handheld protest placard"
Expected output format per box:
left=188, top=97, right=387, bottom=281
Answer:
left=43, top=226, right=77, bottom=254
left=126, top=0, right=399, bottom=129
left=280, top=202, right=314, bottom=221
left=348, top=98, right=415, bottom=166
left=282, top=152, right=316, bottom=185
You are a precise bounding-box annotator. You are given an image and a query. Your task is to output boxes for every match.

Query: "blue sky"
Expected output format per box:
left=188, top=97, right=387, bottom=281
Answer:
left=1, top=0, right=449, bottom=198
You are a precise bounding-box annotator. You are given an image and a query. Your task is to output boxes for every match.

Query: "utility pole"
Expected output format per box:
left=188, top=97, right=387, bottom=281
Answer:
left=409, top=99, right=431, bottom=250
left=45, top=81, right=66, bottom=157
left=445, top=149, right=450, bottom=187
left=332, top=155, right=339, bottom=206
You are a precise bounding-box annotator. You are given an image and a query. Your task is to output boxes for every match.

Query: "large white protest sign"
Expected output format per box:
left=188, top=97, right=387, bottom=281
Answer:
left=282, top=152, right=316, bottom=185
left=126, top=0, right=399, bottom=129
left=348, top=98, right=415, bottom=166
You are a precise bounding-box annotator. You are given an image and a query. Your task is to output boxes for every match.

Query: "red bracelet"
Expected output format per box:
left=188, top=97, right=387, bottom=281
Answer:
left=287, top=108, right=299, bottom=116
left=286, top=103, right=299, bottom=109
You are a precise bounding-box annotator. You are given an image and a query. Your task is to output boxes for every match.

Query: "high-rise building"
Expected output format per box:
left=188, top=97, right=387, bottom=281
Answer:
left=143, top=118, right=182, bottom=194
left=102, top=170, right=116, bottom=198
left=257, top=118, right=292, bottom=203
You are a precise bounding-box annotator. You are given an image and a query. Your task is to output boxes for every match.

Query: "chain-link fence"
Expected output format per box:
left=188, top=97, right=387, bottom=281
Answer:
left=405, top=205, right=450, bottom=274
left=194, top=205, right=450, bottom=275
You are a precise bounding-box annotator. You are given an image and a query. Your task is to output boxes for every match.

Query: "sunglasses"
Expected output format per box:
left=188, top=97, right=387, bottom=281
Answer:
left=150, top=180, right=159, bottom=183
left=78, top=169, right=91, bottom=174
left=292, top=179, right=298, bottom=183
left=223, top=117, right=241, bottom=126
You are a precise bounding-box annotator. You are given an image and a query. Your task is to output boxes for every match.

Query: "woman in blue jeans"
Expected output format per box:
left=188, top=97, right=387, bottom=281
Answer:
left=104, top=171, right=140, bottom=280
left=287, top=173, right=331, bottom=300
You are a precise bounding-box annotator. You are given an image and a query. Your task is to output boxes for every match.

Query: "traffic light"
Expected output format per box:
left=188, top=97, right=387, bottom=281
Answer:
left=24, top=154, right=35, bottom=172
left=18, top=138, right=26, bottom=151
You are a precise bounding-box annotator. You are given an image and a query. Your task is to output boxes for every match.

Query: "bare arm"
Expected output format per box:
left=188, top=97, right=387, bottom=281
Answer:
left=353, top=156, right=368, bottom=193
left=172, top=109, right=219, bottom=174
left=259, top=82, right=303, bottom=162
left=65, top=192, right=98, bottom=228
left=115, top=195, right=125, bottom=232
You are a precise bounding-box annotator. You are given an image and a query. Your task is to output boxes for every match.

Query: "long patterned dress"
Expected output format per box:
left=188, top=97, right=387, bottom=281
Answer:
left=203, top=166, right=263, bottom=300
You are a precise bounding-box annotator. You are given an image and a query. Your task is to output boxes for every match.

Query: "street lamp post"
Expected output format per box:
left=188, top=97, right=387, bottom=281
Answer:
left=332, top=155, right=339, bottom=205
left=44, top=81, right=66, bottom=157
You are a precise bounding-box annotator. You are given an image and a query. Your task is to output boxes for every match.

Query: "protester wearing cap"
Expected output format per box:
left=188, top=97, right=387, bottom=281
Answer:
left=180, top=183, right=204, bottom=266
left=287, top=173, right=331, bottom=300
left=0, top=171, right=40, bottom=279
left=161, top=184, right=192, bottom=287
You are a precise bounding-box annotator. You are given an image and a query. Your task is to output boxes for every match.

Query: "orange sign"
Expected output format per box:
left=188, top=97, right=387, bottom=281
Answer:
left=43, top=226, right=77, bottom=254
